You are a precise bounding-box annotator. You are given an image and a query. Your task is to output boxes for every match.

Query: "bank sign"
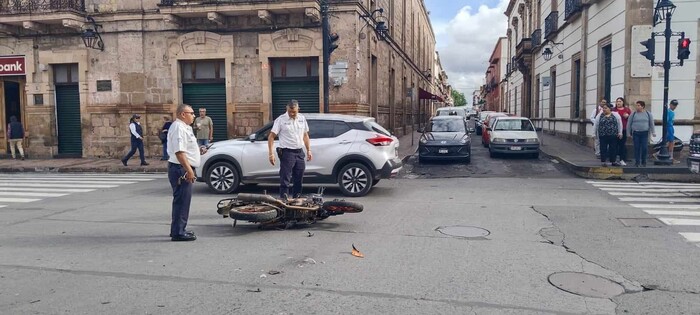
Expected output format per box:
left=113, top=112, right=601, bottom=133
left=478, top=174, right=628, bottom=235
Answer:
left=0, top=56, right=25, bottom=76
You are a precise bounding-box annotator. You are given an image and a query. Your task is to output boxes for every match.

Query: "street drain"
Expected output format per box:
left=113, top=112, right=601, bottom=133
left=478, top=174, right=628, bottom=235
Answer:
left=548, top=272, right=625, bottom=298
left=436, top=226, right=490, bottom=238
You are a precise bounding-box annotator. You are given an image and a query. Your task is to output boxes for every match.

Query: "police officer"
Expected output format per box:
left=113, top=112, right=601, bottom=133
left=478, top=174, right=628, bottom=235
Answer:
left=167, top=104, right=205, bottom=241
left=268, top=100, right=312, bottom=199
left=121, top=114, right=149, bottom=166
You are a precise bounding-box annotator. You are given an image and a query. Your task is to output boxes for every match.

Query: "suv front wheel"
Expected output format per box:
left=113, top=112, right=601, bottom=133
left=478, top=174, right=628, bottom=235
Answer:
left=337, top=163, right=374, bottom=197
left=206, top=161, right=241, bottom=194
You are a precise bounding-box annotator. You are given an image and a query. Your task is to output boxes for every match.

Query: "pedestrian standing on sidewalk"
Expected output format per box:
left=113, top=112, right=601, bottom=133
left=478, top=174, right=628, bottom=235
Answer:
left=667, top=99, right=679, bottom=163
left=160, top=115, right=173, bottom=161
left=268, top=100, right=312, bottom=199
left=613, top=97, right=632, bottom=165
left=627, top=101, right=656, bottom=167
left=590, top=99, right=607, bottom=158
left=193, top=108, right=213, bottom=146
left=7, top=115, right=25, bottom=160
left=121, top=114, right=149, bottom=166
left=168, top=104, right=206, bottom=242
left=596, top=105, right=623, bottom=166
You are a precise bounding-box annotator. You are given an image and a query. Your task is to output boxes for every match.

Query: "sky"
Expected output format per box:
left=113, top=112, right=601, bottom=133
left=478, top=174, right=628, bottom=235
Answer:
left=424, top=0, right=509, bottom=96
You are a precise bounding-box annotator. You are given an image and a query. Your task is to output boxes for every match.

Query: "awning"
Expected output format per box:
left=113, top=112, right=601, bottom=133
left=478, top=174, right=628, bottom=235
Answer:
left=419, top=87, right=444, bottom=102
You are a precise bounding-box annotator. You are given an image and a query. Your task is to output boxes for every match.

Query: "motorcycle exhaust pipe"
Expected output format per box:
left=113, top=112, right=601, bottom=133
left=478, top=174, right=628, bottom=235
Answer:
left=237, top=193, right=278, bottom=204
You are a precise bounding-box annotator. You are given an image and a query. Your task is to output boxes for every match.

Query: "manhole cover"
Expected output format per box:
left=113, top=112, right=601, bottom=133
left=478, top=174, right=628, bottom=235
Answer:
left=548, top=272, right=625, bottom=298
left=618, top=218, right=665, bottom=228
left=436, top=226, right=490, bottom=238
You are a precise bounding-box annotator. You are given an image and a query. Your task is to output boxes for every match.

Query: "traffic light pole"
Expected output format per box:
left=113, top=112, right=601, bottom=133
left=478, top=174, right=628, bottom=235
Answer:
left=655, top=12, right=673, bottom=165
left=321, top=0, right=330, bottom=114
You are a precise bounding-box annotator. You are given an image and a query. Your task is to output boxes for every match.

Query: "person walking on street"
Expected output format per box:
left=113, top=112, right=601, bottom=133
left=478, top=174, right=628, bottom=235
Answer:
left=613, top=97, right=632, bottom=165
left=121, top=114, right=149, bottom=166
left=590, top=99, right=607, bottom=158
left=268, top=100, right=312, bottom=199
left=627, top=101, right=656, bottom=167
left=667, top=99, right=679, bottom=163
left=167, top=104, right=206, bottom=242
left=7, top=115, right=25, bottom=160
left=597, top=105, right=623, bottom=166
left=160, top=115, right=173, bottom=161
left=194, top=108, right=213, bottom=146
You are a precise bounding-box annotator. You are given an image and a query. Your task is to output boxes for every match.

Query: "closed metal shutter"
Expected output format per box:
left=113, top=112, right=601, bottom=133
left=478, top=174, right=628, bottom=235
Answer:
left=271, top=80, right=320, bottom=119
left=182, top=83, right=227, bottom=142
left=55, top=84, right=82, bottom=156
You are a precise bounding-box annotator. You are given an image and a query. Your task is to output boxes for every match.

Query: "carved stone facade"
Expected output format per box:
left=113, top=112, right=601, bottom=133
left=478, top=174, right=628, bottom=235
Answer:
left=0, top=0, right=443, bottom=158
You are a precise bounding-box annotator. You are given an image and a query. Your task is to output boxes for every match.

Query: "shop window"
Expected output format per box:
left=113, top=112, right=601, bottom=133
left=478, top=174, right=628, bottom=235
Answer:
left=271, top=58, right=319, bottom=80
left=181, top=60, right=225, bottom=82
left=53, top=64, right=79, bottom=84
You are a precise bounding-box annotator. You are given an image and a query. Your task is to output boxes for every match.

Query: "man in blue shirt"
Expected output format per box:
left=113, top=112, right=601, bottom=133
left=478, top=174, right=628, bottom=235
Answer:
left=667, top=99, right=678, bottom=162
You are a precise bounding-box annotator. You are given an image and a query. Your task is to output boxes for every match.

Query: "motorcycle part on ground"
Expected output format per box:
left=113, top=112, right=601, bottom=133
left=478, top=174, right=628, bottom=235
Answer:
left=229, top=204, right=278, bottom=222
left=322, top=200, right=364, bottom=213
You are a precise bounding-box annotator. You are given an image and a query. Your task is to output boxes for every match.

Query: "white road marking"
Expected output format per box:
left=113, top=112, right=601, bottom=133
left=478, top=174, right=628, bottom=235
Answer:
left=0, top=192, right=68, bottom=197
left=0, top=187, right=95, bottom=193
left=679, top=233, right=700, bottom=242
left=631, top=204, right=700, bottom=209
left=592, top=184, right=700, bottom=189
left=0, top=183, right=118, bottom=188
left=0, top=205, right=6, bottom=208
left=658, top=218, right=700, bottom=226
left=600, top=187, right=700, bottom=192
left=3, top=179, right=137, bottom=185
left=0, top=197, right=41, bottom=203
left=644, top=210, right=700, bottom=217
left=608, top=192, right=690, bottom=197
left=0, top=176, right=156, bottom=182
left=618, top=197, right=700, bottom=203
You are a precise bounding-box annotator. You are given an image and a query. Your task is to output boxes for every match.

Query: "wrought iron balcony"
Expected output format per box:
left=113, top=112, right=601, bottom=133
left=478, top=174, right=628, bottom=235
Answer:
left=516, top=38, right=532, bottom=58
left=0, top=0, right=84, bottom=14
left=544, top=11, right=559, bottom=39
left=564, top=0, right=583, bottom=21
left=531, top=29, right=542, bottom=47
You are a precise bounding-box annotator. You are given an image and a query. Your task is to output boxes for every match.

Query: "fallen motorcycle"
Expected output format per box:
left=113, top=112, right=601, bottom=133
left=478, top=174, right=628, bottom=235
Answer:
left=216, top=188, right=363, bottom=228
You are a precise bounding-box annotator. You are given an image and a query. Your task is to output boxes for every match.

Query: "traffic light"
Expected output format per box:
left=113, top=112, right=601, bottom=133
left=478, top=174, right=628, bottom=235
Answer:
left=640, top=35, right=656, bottom=66
left=328, top=32, right=339, bottom=55
left=678, top=37, right=691, bottom=66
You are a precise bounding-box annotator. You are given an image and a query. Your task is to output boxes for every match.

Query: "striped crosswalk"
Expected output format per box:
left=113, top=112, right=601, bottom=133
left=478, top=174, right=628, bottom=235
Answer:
left=588, top=180, right=700, bottom=245
left=0, top=173, right=164, bottom=208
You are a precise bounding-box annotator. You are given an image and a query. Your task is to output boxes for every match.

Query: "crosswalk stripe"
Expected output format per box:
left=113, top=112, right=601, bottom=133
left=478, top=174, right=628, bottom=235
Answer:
left=631, top=204, right=700, bottom=209
left=644, top=210, right=700, bottom=217
left=600, top=188, right=700, bottom=192
left=0, top=176, right=156, bottom=182
left=4, top=179, right=137, bottom=185
left=0, top=187, right=95, bottom=193
left=587, top=180, right=700, bottom=187
left=658, top=218, right=700, bottom=226
left=0, top=192, right=68, bottom=197
left=0, top=197, right=41, bottom=203
left=0, top=183, right=118, bottom=188
left=609, top=192, right=691, bottom=197
left=619, top=197, right=700, bottom=203
left=679, top=233, right=700, bottom=242
left=0, top=205, right=6, bottom=208
left=593, top=184, right=700, bottom=189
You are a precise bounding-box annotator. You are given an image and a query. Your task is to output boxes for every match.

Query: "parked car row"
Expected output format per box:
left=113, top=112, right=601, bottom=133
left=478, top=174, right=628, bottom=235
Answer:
left=477, top=111, right=541, bottom=159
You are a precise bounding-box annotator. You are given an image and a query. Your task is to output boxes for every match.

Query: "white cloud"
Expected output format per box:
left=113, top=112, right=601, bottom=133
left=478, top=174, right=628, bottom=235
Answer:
left=438, top=0, right=509, bottom=96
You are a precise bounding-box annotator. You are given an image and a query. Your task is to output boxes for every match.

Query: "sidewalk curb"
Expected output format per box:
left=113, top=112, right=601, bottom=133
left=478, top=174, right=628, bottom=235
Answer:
left=0, top=166, right=168, bottom=174
left=401, top=147, right=417, bottom=163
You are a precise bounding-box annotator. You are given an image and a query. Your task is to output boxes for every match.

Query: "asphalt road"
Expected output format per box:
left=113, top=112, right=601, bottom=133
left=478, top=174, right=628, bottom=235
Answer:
left=1, top=149, right=699, bottom=314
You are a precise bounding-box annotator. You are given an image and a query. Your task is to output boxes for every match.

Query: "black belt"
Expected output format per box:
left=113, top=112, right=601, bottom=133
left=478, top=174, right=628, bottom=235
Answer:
left=169, top=162, right=195, bottom=170
left=281, top=148, right=303, bottom=152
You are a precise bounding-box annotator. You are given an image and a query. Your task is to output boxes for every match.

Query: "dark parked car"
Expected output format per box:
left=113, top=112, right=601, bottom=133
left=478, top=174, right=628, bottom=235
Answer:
left=418, top=116, right=474, bottom=163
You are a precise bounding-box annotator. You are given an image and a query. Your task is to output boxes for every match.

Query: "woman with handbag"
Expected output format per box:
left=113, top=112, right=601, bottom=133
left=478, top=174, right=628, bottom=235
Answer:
left=627, top=101, right=656, bottom=167
left=160, top=115, right=173, bottom=161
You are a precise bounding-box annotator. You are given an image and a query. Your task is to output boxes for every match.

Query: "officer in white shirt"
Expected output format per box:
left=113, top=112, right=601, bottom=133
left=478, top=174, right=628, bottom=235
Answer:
left=167, top=104, right=206, bottom=242
left=268, top=100, right=312, bottom=199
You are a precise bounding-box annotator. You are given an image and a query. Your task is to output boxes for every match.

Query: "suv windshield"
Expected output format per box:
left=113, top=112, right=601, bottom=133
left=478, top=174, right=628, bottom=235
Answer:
left=437, top=109, right=465, bottom=117
left=427, top=119, right=465, bottom=132
left=494, top=119, right=535, bottom=131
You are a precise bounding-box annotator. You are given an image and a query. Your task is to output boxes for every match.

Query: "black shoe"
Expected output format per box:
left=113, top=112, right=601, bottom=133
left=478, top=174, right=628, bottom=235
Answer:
left=170, top=230, right=194, bottom=238
left=121, top=159, right=127, bottom=166
left=141, top=162, right=150, bottom=166
left=171, top=234, right=196, bottom=242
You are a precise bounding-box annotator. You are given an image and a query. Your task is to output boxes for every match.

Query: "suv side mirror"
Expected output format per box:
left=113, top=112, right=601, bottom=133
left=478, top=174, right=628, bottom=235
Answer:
left=248, top=133, right=256, bottom=142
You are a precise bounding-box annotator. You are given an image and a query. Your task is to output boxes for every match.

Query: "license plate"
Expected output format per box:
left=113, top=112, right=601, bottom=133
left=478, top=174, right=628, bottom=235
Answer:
left=510, top=146, right=522, bottom=151
left=692, top=161, right=699, bottom=173
left=439, top=149, right=448, bottom=154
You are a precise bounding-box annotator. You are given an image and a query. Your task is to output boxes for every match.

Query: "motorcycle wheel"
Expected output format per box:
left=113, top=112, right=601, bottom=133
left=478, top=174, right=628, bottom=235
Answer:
left=322, top=200, right=364, bottom=213
left=229, top=204, right=278, bottom=222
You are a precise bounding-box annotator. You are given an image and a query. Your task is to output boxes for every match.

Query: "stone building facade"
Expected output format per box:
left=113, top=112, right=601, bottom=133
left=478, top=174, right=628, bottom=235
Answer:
left=0, top=0, right=444, bottom=158
left=484, top=37, right=507, bottom=112
left=500, top=0, right=698, bottom=145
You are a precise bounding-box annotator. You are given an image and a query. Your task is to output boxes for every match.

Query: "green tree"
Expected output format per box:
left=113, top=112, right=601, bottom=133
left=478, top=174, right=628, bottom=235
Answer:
left=451, top=90, right=467, bottom=107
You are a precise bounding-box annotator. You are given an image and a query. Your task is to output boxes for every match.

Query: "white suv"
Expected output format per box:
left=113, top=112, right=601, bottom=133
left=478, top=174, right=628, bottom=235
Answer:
left=196, top=114, right=402, bottom=197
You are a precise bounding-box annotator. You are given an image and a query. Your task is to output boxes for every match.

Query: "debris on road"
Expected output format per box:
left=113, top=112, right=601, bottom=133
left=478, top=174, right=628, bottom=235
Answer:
left=247, top=288, right=262, bottom=293
left=303, top=258, right=317, bottom=264
left=351, top=244, right=364, bottom=258
left=268, top=270, right=282, bottom=275
left=259, top=274, right=267, bottom=278
left=307, top=231, right=314, bottom=237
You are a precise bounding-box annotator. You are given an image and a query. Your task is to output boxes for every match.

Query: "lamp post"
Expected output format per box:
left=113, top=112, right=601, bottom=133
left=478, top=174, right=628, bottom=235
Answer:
left=653, top=0, right=677, bottom=165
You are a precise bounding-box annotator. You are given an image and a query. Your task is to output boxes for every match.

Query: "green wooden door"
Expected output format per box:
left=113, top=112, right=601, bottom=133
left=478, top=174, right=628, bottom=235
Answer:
left=271, top=80, right=320, bottom=119
left=182, top=83, right=227, bottom=142
left=55, top=84, right=82, bottom=156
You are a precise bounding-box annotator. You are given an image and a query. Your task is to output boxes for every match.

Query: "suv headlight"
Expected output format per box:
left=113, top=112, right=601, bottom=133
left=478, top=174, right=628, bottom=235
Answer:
left=420, top=136, right=428, bottom=144
left=460, top=135, right=470, bottom=144
left=492, top=138, right=505, bottom=143
left=525, top=138, right=539, bottom=143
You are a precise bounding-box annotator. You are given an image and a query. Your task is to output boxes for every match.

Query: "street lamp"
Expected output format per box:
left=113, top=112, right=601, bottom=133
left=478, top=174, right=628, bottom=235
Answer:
left=542, top=48, right=553, bottom=61
left=81, top=16, right=104, bottom=51
left=652, top=0, right=678, bottom=165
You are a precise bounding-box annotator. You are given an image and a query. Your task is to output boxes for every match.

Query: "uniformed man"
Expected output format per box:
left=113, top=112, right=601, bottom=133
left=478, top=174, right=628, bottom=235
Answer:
left=167, top=104, right=205, bottom=241
left=268, top=100, right=312, bottom=199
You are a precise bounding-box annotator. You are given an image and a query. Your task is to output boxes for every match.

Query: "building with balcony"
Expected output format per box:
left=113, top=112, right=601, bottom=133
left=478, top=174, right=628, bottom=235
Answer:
left=0, top=0, right=441, bottom=158
left=501, top=0, right=698, bottom=147
left=484, top=37, right=507, bottom=112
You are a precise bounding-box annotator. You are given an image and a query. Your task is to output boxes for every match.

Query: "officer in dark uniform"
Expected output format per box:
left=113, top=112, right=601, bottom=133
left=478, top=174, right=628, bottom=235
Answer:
left=121, top=114, right=149, bottom=166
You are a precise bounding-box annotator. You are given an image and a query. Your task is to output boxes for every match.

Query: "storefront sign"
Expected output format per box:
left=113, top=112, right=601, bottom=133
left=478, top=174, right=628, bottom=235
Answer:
left=0, top=56, right=25, bottom=76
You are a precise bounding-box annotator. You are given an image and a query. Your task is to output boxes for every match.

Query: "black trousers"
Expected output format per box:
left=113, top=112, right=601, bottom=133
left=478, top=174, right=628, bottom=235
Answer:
left=617, top=130, right=628, bottom=161
left=169, top=163, right=193, bottom=237
left=123, top=139, right=146, bottom=163
left=279, top=148, right=306, bottom=198
left=600, top=135, right=617, bottom=163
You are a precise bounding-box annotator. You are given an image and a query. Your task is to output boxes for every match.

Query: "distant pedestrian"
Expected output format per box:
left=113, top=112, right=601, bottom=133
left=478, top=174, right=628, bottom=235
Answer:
left=160, top=115, right=173, bottom=161
left=194, top=108, right=213, bottom=146
left=667, top=99, right=679, bottom=163
left=7, top=115, right=25, bottom=160
left=168, top=104, right=206, bottom=242
left=121, top=114, right=149, bottom=166
left=627, top=101, right=656, bottom=167
left=596, top=105, right=623, bottom=166
left=590, top=99, right=607, bottom=158
left=613, top=97, right=632, bottom=165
